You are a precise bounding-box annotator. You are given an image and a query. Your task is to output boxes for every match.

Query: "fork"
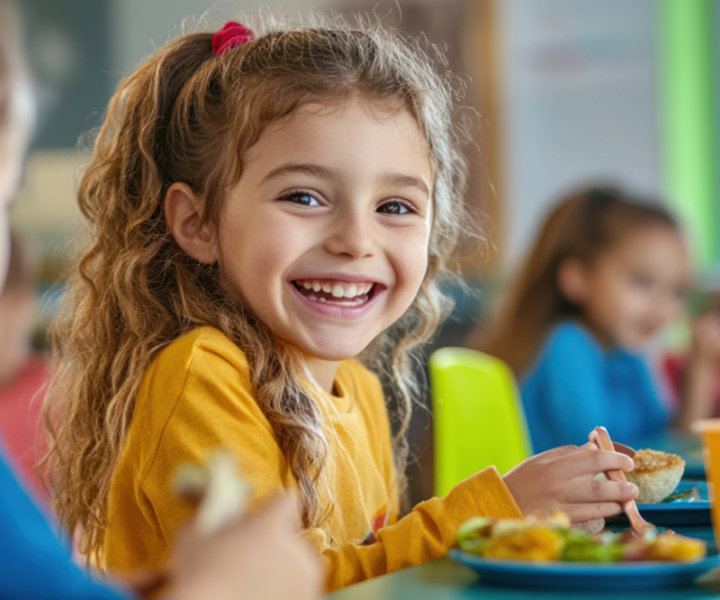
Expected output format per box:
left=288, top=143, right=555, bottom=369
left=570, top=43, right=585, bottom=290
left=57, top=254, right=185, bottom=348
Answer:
left=588, top=426, right=656, bottom=536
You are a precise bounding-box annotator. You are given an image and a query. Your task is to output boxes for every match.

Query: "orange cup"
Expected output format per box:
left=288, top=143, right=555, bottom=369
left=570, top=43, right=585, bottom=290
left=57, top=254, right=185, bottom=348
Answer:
left=693, top=419, right=720, bottom=546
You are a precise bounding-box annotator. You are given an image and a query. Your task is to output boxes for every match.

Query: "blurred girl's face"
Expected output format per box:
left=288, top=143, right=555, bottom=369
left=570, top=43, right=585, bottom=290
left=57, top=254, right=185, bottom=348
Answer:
left=0, top=79, right=33, bottom=290
left=575, top=226, right=689, bottom=350
left=0, top=136, right=25, bottom=289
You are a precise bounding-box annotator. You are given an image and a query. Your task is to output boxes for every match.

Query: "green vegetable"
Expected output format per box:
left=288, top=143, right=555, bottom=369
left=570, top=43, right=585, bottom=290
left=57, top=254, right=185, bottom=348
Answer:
left=560, top=529, right=623, bottom=562
left=662, top=487, right=700, bottom=503
left=457, top=517, right=492, bottom=554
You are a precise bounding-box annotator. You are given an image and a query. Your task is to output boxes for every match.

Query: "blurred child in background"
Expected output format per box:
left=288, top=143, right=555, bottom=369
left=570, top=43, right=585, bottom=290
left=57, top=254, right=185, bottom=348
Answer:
left=472, top=187, right=720, bottom=452
left=0, top=228, right=48, bottom=499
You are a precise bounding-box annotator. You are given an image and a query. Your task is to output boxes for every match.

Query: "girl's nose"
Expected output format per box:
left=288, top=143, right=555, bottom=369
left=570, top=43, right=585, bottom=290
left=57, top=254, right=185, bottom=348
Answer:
left=324, top=209, right=376, bottom=259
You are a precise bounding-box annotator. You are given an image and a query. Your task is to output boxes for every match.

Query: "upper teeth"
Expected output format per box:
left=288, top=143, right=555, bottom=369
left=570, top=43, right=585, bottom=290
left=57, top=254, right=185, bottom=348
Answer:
left=298, top=280, right=373, bottom=299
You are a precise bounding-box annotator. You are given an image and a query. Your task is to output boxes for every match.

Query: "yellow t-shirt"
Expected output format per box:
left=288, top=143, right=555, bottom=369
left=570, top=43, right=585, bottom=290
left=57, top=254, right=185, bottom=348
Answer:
left=104, top=326, right=521, bottom=591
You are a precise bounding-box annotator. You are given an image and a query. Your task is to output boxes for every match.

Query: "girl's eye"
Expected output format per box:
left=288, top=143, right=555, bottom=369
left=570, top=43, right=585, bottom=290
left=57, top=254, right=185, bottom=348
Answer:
left=280, top=191, right=322, bottom=207
left=378, top=200, right=414, bottom=215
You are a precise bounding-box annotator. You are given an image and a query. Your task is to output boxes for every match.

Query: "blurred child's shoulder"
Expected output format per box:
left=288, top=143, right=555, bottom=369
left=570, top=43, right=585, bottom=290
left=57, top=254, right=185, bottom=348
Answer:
left=543, top=320, right=600, bottom=355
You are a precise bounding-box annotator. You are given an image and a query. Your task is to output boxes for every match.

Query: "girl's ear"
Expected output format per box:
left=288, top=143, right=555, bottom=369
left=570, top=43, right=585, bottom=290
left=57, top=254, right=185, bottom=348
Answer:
left=165, top=182, right=218, bottom=264
left=557, top=257, right=589, bottom=304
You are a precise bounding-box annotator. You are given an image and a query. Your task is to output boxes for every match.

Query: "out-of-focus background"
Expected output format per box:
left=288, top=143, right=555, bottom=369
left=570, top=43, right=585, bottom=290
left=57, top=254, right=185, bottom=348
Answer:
left=11, top=0, right=720, bottom=503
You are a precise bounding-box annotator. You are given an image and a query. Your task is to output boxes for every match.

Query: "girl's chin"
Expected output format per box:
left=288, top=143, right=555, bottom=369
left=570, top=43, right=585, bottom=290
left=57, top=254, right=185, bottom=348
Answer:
left=619, top=335, right=653, bottom=351
left=302, top=344, right=370, bottom=362
left=294, top=335, right=376, bottom=363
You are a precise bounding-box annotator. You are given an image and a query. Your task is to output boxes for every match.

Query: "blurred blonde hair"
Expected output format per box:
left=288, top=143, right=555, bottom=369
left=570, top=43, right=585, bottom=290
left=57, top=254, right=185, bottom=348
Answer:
left=472, top=187, right=679, bottom=376
left=43, top=14, right=468, bottom=560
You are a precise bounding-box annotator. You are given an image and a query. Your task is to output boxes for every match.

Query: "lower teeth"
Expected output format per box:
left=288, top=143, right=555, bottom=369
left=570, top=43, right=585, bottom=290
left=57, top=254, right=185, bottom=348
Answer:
left=306, top=294, right=366, bottom=305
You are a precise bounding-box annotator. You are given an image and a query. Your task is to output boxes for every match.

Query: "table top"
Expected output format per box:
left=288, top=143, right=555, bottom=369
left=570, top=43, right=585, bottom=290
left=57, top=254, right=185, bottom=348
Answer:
left=326, top=557, right=720, bottom=600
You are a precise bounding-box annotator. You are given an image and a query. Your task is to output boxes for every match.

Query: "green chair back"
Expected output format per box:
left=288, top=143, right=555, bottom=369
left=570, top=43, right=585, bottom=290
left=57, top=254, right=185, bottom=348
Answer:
left=429, top=347, right=533, bottom=497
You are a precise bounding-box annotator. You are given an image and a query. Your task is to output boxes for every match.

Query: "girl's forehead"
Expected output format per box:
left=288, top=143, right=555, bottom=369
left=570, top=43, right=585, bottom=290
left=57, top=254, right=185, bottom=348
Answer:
left=243, top=96, right=433, bottom=180
left=599, top=225, right=689, bottom=275
left=263, top=96, right=427, bottom=145
left=614, top=225, right=684, bottom=256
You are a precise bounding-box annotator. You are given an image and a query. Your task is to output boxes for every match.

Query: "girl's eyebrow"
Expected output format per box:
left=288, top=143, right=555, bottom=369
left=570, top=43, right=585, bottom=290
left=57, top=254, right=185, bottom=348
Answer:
left=379, top=173, right=430, bottom=198
left=261, top=163, right=430, bottom=197
left=261, top=163, right=335, bottom=184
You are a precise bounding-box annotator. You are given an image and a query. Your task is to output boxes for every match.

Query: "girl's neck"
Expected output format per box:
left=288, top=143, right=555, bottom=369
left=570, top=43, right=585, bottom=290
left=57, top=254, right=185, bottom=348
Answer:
left=304, top=355, right=342, bottom=395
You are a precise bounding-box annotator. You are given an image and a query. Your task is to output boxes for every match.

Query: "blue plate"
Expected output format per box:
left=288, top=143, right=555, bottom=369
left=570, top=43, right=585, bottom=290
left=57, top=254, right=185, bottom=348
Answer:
left=449, top=548, right=719, bottom=590
left=608, top=481, right=711, bottom=527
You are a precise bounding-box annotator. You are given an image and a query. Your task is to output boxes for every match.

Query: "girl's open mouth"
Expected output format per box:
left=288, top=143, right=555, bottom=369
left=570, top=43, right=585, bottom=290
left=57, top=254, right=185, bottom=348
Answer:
left=291, top=279, right=378, bottom=307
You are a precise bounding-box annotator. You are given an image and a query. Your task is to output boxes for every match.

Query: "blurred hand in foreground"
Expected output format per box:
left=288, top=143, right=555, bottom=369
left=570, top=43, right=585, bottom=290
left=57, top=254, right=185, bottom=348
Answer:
left=166, top=494, right=323, bottom=600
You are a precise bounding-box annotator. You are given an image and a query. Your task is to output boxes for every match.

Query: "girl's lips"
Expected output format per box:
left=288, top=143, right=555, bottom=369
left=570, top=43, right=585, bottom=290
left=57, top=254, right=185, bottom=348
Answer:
left=287, top=280, right=386, bottom=319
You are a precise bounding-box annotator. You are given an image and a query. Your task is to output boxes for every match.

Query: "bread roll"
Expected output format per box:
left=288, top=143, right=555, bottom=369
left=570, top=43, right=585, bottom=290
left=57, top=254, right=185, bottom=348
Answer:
left=625, top=449, right=685, bottom=504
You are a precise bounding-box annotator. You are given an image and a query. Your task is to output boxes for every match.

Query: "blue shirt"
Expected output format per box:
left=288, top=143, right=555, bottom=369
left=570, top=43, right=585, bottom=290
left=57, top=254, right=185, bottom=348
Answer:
left=520, top=321, right=669, bottom=453
left=0, top=440, right=127, bottom=600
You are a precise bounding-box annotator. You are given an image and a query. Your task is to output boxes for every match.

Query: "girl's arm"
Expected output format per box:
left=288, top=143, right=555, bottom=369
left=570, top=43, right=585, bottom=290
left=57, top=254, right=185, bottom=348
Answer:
left=676, top=312, right=720, bottom=430
left=314, top=443, right=636, bottom=592
left=309, top=467, right=521, bottom=591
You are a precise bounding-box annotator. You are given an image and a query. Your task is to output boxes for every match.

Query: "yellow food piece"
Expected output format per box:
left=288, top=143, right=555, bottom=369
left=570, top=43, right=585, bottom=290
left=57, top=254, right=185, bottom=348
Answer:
left=483, top=527, right=562, bottom=562
left=645, top=532, right=706, bottom=562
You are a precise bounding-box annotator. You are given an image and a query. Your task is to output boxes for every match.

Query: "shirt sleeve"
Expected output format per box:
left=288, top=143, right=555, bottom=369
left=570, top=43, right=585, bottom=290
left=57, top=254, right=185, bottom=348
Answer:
left=0, top=445, right=129, bottom=600
left=309, top=466, right=522, bottom=592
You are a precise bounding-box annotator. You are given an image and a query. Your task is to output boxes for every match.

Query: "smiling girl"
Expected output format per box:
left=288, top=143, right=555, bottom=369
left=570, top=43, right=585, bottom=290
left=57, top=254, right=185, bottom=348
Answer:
left=44, top=19, right=638, bottom=592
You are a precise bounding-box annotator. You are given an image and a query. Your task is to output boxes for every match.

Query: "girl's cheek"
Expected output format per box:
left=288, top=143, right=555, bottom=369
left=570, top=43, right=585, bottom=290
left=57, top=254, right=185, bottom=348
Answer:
left=405, top=241, right=430, bottom=286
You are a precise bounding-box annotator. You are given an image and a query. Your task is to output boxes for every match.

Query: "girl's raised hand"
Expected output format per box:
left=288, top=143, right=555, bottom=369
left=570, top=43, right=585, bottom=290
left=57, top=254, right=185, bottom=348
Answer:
left=502, top=444, right=638, bottom=523
left=677, top=311, right=720, bottom=430
left=691, top=311, right=720, bottom=364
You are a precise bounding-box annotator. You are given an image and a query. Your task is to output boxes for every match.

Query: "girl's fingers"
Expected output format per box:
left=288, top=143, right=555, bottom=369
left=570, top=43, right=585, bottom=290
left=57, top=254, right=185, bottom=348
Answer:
left=563, top=501, right=626, bottom=523
left=572, top=518, right=605, bottom=535
left=531, top=445, right=580, bottom=462
left=560, top=479, right=638, bottom=505
left=559, top=447, right=634, bottom=479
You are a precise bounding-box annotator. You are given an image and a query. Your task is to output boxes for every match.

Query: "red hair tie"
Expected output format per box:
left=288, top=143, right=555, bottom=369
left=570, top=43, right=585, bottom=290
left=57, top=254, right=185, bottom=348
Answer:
left=212, top=21, right=254, bottom=57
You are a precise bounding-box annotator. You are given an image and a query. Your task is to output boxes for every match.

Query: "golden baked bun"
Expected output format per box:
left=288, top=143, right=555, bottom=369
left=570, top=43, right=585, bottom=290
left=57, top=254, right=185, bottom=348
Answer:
left=625, top=449, right=685, bottom=504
